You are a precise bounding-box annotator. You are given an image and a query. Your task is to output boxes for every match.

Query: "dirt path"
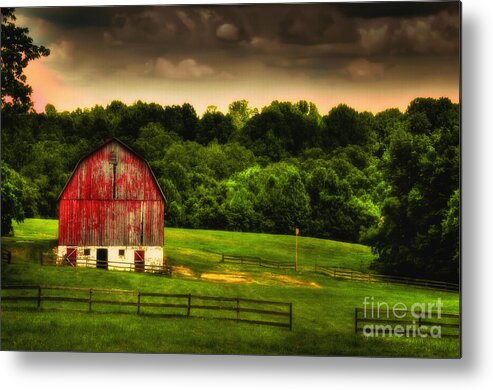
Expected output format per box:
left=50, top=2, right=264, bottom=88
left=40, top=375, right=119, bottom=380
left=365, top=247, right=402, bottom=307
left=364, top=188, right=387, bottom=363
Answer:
left=200, top=272, right=254, bottom=284
left=262, top=272, right=321, bottom=288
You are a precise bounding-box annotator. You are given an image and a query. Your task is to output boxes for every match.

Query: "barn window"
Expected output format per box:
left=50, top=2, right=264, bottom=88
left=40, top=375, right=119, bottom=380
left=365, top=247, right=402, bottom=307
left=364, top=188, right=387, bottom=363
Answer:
left=110, top=150, right=117, bottom=199
left=110, top=151, right=117, bottom=165
left=119, top=249, right=125, bottom=256
left=84, top=248, right=90, bottom=256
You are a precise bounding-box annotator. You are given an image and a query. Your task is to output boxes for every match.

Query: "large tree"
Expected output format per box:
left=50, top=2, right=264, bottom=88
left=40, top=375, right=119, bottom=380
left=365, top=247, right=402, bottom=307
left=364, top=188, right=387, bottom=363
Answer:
left=1, top=8, right=49, bottom=235
left=1, top=163, right=39, bottom=235
left=369, top=98, right=459, bottom=282
left=1, top=8, right=50, bottom=113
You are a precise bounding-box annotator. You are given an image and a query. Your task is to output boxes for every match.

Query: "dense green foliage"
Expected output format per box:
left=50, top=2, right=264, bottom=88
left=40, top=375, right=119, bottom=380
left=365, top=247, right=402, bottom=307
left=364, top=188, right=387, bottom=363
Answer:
left=1, top=97, right=459, bottom=281
left=368, top=99, right=460, bottom=281
left=0, top=164, right=39, bottom=235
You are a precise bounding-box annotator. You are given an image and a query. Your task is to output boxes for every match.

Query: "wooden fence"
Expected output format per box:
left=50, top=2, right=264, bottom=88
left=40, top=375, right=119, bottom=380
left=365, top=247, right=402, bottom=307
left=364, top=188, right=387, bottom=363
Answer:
left=221, top=254, right=295, bottom=270
left=354, top=307, right=460, bottom=338
left=314, top=265, right=459, bottom=292
left=3, top=251, right=172, bottom=276
left=1, top=248, right=12, bottom=264
left=1, top=285, right=293, bottom=329
left=64, top=257, right=172, bottom=275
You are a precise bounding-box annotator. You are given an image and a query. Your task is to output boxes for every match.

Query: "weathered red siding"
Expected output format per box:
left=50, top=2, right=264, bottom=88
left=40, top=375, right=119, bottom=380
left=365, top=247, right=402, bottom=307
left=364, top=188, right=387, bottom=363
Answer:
left=58, top=140, right=165, bottom=247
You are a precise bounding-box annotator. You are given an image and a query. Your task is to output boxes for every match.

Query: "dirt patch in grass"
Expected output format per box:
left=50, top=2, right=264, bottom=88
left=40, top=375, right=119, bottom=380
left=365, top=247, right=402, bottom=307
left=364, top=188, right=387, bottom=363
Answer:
left=172, top=265, right=196, bottom=278
left=200, top=272, right=254, bottom=284
left=262, top=272, right=321, bottom=288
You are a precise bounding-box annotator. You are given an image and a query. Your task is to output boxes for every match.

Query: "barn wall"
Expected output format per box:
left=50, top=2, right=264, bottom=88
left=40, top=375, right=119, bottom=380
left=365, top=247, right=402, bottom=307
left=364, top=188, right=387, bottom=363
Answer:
left=58, top=141, right=165, bottom=247
left=58, top=199, right=164, bottom=246
left=57, top=245, right=164, bottom=269
left=61, top=141, right=163, bottom=201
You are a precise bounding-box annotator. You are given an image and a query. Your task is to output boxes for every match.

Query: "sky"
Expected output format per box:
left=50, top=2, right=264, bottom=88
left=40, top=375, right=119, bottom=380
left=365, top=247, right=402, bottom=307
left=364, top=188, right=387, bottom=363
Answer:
left=15, top=1, right=461, bottom=115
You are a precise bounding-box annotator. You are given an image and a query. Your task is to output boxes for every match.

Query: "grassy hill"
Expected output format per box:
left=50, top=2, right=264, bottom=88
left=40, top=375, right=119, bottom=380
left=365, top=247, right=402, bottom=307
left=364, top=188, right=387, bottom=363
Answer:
left=1, top=219, right=460, bottom=357
left=2, top=219, right=375, bottom=271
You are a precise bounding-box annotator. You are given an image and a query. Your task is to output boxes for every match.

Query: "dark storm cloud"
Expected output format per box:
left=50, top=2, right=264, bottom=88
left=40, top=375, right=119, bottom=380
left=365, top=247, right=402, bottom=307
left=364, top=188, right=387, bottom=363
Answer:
left=18, top=3, right=460, bottom=82
left=338, top=1, right=459, bottom=19
left=278, top=5, right=360, bottom=45
left=357, top=9, right=460, bottom=57
left=21, top=6, right=115, bottom=28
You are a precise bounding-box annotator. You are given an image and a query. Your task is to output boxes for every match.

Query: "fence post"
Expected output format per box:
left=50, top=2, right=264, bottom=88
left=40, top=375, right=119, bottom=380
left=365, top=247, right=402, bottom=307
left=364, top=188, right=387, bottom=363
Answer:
left=354, top=308, right=358, bottom=334
left=236, top=298, right=240, bottom=321
left=8, top=251, right=11, bottom=264
left=187, top=294, right=191, bottom=317
left=289, top=303, right=293, bottom=330
left=221, top=253, right=224, bottom=262
left=89, top=289, right=92, bottom=312
left=368, top=273, right=371, bottom=283
left=37, top=286, right=42, bottom=309
left=40, top=253, right=44, bottom=266
left=137, top=290, right=141, bottom=315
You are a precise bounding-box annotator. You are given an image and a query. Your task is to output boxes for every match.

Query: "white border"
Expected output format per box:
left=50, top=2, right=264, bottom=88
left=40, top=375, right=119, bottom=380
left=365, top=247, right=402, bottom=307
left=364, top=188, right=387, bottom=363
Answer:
left=2, top=0, right=493, bottom=389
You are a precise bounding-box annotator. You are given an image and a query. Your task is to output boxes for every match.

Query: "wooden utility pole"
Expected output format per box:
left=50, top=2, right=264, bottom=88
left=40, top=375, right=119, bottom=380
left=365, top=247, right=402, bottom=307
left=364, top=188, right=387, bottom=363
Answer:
left=295, top=227, right=299, bottom=271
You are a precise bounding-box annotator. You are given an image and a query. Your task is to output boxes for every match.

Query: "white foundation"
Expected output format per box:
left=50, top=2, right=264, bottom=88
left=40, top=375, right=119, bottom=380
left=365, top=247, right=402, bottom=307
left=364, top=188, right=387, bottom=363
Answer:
left=57, top=245, right=164, bottom=271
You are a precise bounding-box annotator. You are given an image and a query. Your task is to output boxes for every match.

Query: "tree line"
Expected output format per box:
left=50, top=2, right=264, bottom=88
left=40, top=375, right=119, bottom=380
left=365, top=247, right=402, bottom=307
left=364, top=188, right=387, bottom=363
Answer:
left=2, top=97, right=459, bottom=282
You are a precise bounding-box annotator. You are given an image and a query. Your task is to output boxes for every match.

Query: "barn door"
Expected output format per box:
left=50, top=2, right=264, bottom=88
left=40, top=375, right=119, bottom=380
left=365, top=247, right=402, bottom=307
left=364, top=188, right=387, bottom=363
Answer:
left=66, top=247, right=77, bottom=266
left=134, top=250, right=145, bottom=273
left=96, top=249, right=108, bottom=270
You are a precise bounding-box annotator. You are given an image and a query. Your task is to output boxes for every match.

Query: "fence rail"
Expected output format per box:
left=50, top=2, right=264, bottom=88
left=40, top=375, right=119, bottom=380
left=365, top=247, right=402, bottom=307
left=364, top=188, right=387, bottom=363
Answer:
left=1, top=285, right=292, bottom=329
left=1, top=248, right=12, bottom=264
left=354, top=307, right=460, bottom=338
left=221, top=254, right=295, bottom=270
left=3, top=251, right=172, bottom=276
left=73, top=257, right=172, bottom=275
left=314, top=265, right=459, bottom=292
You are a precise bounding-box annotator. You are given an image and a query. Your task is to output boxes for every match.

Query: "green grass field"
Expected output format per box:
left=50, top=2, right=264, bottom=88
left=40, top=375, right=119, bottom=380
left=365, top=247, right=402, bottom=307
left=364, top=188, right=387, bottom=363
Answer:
left=1, top=219, right=460, bottom=357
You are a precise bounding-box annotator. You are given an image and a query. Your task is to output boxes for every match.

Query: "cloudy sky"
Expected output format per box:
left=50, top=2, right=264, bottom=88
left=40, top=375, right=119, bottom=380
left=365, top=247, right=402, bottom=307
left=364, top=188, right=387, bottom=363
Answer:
left=16, top=1, right=460, bottom=115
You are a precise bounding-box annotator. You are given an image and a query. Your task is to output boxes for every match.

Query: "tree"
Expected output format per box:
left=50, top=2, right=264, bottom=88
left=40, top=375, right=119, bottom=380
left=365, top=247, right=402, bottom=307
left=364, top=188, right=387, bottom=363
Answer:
left=369, top=100, right=460, bottom=282
left=1, top=163, right=39, bottom=235
left=196, top=108, right=235, bottom=144
left=160, top=104, right=198, bottom=141
left=228, top=100, right=257, bottom=138
left=1, top=8, right=50, bottom=113
left=19, top=141, right=73, bottom=217
left=239, top=100, right=322, bottom=160
left=134, top=122, right=180, bottom=162
left=221, top=183, right=260, bottom=232
left=322, top=104, right=375, bottom=151
left=303, top=159, right=379, bottom=242
left=225, top=163, right=311, bottom=234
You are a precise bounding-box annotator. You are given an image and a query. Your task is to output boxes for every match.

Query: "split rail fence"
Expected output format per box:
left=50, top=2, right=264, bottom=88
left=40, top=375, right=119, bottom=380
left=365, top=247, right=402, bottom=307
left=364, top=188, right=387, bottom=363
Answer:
left=63, top=257, right=172, bottom=275
left=314, top=265, right=459, bottom=292
left=1, top=248, right=11, bottom=264
left=221, top=254, right=295, bottom=270
left=1, top=250, right=172, bottom=276
left=1, top=285, right=293, bottom=330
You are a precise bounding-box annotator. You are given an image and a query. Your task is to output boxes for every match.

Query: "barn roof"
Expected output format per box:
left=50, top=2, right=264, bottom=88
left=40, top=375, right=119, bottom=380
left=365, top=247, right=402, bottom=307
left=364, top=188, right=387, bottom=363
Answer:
left=57, top=138, right=167, bottom=204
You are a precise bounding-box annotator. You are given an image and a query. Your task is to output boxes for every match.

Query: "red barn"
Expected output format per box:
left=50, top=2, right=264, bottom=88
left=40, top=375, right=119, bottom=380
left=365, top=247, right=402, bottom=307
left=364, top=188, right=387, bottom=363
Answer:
left=57, top=138, right=166, bottom=271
